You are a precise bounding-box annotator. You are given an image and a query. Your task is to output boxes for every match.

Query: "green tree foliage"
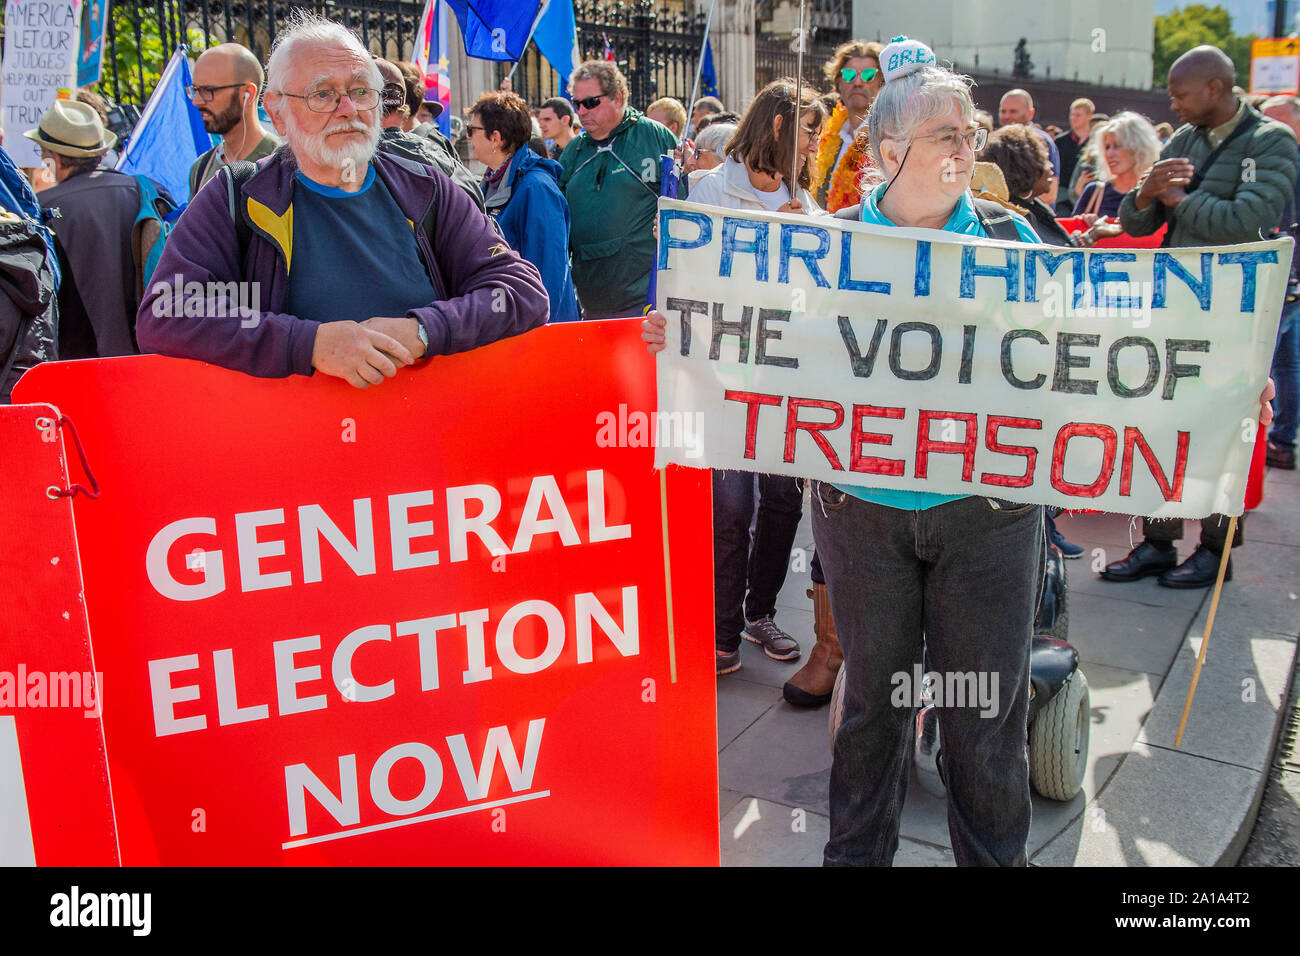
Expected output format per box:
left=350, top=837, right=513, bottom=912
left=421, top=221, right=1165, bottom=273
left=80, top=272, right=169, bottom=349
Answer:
left=109, top=4, right=209, bottom=104
left=1153, top=4, right=1256, bottom=88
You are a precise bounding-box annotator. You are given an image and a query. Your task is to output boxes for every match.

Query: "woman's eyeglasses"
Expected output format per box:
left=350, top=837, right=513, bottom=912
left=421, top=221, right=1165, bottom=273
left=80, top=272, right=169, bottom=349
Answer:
left=840, top=67, right=880, bottom=83
left=916, top=125, right=988, bottom=153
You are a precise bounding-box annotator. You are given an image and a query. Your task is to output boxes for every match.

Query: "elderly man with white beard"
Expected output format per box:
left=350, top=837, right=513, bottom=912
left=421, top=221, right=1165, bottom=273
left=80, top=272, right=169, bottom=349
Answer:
left=137, top=13, right=548, bottom=387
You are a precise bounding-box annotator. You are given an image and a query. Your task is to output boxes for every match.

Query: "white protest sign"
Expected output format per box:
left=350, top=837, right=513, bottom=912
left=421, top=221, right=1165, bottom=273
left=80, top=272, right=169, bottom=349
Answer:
left=653, top=199, right=1289, bottom=519
left=2, top=0, right=80, bottom=168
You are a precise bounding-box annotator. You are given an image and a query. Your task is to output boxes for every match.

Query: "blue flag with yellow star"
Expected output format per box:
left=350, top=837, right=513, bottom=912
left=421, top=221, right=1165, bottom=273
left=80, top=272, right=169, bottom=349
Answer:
left=700, top=38, right=718, bottom=99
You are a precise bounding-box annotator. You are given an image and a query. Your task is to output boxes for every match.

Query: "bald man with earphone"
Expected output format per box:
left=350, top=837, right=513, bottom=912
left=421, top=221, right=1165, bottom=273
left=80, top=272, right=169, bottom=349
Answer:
left=189, top=43, right=282, bottom=196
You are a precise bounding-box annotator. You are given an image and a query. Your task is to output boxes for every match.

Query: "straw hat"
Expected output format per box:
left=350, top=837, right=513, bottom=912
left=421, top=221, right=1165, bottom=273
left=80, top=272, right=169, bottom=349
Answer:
left=23, top=100, right=117, bottom=158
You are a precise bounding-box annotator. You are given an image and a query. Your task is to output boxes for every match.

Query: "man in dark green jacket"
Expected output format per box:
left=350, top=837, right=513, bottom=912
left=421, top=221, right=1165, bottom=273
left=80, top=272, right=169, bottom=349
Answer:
left=1121, top=48, right=1297, bottom=247
left=1107, top=45, right=1298, bottom=589
left=560, top=60, right=678, bottom=319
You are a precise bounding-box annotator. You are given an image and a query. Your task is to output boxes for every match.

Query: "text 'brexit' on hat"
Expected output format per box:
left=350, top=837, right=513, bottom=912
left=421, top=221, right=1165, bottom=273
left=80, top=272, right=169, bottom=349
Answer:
left=880, top=36, right=936, bottom=84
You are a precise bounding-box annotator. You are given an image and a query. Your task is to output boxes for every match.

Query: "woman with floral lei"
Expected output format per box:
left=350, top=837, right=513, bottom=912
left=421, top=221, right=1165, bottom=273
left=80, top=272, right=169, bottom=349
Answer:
left=810, top=39, right=884, bottom=210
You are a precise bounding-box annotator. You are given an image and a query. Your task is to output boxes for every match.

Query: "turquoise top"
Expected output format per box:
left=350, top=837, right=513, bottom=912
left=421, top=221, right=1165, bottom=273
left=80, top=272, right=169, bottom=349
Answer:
left=837, top=182, right=1040, bottom=510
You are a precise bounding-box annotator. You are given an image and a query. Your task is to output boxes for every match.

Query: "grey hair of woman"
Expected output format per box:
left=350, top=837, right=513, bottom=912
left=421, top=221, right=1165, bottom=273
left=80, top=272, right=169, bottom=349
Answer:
left=694, top=122, right=737, bottom=157
left=1087, top=111, right=1162, bottom=185
left=863, top=65, right=975, bottom=189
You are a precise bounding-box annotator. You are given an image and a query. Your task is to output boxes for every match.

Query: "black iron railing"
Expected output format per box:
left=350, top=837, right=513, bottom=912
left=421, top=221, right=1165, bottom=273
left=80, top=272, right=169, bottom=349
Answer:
left=88, top=1, right=707, bottom=113
left=506, top=1, right=708, bottom=110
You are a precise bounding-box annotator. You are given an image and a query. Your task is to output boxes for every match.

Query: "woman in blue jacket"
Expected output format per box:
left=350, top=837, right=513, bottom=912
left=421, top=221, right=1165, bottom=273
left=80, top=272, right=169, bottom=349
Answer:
left=467, top=92, right=581, bottom=323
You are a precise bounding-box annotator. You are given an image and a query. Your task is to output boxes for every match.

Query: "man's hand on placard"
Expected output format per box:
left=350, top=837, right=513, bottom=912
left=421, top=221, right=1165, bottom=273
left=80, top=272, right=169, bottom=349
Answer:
left=641, top=310, right=667, bottom=354
left=362, top=315, right=427, bottom=361
left=1261, top=378, right=1276, bottom=428
left=778, top=198, right=805, bottom=214
left=311, top=320, right=415, bottom=389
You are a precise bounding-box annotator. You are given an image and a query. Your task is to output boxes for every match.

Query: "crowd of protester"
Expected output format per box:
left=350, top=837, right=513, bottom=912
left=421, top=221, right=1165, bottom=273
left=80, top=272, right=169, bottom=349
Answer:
left=0, top=13, right=1293, bottom=867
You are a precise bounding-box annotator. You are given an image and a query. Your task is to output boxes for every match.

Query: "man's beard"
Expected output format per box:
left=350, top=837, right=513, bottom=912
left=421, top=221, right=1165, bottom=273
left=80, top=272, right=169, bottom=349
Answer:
left=202, top=96, right=243, bottom=135
left=286, top=111, right=380, bottom=177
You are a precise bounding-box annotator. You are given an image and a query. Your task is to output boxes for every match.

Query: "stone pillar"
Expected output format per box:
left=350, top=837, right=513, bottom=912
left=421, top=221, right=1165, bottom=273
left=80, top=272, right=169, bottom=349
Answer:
left=713, top=0, right=756, bottom=112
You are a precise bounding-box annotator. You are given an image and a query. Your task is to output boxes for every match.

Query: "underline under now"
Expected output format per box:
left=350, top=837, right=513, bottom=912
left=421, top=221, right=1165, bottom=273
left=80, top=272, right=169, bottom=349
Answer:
left=282, top=790, right=551, bottom=849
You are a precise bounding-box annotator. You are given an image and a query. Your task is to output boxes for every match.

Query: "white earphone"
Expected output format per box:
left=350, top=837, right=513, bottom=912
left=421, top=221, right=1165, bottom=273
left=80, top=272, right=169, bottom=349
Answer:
left=243, top=91, right=250, bottom=106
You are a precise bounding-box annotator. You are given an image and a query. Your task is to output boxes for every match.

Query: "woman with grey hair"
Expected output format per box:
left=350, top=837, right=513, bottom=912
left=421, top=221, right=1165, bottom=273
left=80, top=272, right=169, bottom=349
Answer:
left=825, top=38, right=1046, bottom=867
left=691, top=122, right=735, bottom=171
left=682, top=122, right=735, bottom=191
left=1072, top=111, right=1162, bottom=225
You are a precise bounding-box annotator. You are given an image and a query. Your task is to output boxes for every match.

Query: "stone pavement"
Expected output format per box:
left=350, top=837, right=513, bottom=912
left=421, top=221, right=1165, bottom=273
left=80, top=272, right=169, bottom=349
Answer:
left=716, top=468, right=1300, bottom=866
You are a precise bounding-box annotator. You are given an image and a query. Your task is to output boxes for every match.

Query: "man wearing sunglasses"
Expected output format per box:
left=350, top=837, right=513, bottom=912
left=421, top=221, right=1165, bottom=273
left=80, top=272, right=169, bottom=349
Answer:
left=137, top=15, right=547, bottom=388
left=187, top=43, right=281, bottom=196
left=558, top=59, right=678, bottom=319
left=812, top=40, right=884, bottom=209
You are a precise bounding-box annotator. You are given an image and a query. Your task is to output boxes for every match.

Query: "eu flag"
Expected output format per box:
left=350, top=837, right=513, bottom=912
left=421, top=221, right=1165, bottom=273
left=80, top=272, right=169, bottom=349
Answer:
left=445, top=0, right=542, bottom=61
left=115, top=48, right=210, bottom=207
left=533, top=0, right=580, bottom=95
left=700, top=38, right=718, bottom=99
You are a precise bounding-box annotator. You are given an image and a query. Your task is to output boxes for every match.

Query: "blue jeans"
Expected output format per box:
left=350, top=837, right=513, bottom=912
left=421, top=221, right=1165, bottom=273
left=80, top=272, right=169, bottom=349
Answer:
left=812, top=487, right=1041, bottom=866
left=1271, top=298, right=1300, bottom=450
left=712, top=470, right=804, bottom=650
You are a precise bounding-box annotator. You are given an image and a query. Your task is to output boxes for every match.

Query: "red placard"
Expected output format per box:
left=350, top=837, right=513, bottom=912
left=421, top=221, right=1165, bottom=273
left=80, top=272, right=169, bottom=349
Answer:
left=0, top=404, right=117, bottom=865
left=1055, top=216, right=1167, bottom=248
left=10, top=320, right=718, bottom=865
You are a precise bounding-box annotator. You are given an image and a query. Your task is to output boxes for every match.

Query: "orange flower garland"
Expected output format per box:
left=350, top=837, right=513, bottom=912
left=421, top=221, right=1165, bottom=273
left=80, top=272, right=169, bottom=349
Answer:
left=811, top=103, right=875, bottom=212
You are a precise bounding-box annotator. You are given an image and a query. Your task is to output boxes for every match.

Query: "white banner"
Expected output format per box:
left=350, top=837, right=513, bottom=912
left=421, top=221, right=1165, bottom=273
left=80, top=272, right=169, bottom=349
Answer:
left=653, top=199, right=1291, bottom=518
left=2, top=0, right=80, bottom=168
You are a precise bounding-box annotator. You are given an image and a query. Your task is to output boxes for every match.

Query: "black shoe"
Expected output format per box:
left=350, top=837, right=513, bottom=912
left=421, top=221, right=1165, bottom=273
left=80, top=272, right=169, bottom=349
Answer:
left=716, top=647, right=741, bottom=676
left=1158, top=546, right=1232, bottom=589
left=1266, top=442, right=1296, bottom=470
left=1100, top=541, right=1177, bottom=582
left=742, top=616, right=801, bottom=661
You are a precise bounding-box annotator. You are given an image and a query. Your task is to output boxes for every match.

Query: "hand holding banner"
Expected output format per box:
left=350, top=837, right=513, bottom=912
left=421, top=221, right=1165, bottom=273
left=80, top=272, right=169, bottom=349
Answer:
left=654, top=199, right=1289, bottom=518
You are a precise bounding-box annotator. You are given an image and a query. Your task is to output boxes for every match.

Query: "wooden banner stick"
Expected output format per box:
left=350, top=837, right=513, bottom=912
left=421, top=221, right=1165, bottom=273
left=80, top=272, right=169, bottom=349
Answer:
left=1174, top=514, right=1238, bottom=748
left=659, top=467, right=678, bottom=684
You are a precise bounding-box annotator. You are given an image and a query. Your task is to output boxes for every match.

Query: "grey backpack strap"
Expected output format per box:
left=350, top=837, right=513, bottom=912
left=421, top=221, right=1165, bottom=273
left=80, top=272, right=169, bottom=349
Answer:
left=224, top=160, right=257, bottom=261
left=971, top=197, right=1023, bottom=242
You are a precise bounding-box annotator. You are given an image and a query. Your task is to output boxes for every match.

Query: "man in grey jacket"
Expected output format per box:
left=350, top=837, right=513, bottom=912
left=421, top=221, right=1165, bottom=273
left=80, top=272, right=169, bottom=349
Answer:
left=1107, top=45, right=1298, bottom=588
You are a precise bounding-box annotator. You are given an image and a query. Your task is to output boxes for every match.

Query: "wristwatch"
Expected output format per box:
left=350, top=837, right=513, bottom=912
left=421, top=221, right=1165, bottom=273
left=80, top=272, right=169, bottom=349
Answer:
left=416, top=322, right=429, bottom=353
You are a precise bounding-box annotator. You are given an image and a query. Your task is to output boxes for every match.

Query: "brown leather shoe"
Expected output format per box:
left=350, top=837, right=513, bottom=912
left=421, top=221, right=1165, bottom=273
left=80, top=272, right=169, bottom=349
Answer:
left=783, top=584, right=843, bottom=707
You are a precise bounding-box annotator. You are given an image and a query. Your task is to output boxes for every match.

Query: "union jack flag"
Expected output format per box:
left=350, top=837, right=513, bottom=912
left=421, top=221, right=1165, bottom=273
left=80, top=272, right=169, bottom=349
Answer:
left=414, top=0, right=452, bottom=135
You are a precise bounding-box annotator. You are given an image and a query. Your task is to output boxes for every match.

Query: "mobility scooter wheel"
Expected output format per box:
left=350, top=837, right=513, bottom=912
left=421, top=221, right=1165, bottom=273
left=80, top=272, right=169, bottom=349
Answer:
left=1029, top=669, right=1090, bottom=800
